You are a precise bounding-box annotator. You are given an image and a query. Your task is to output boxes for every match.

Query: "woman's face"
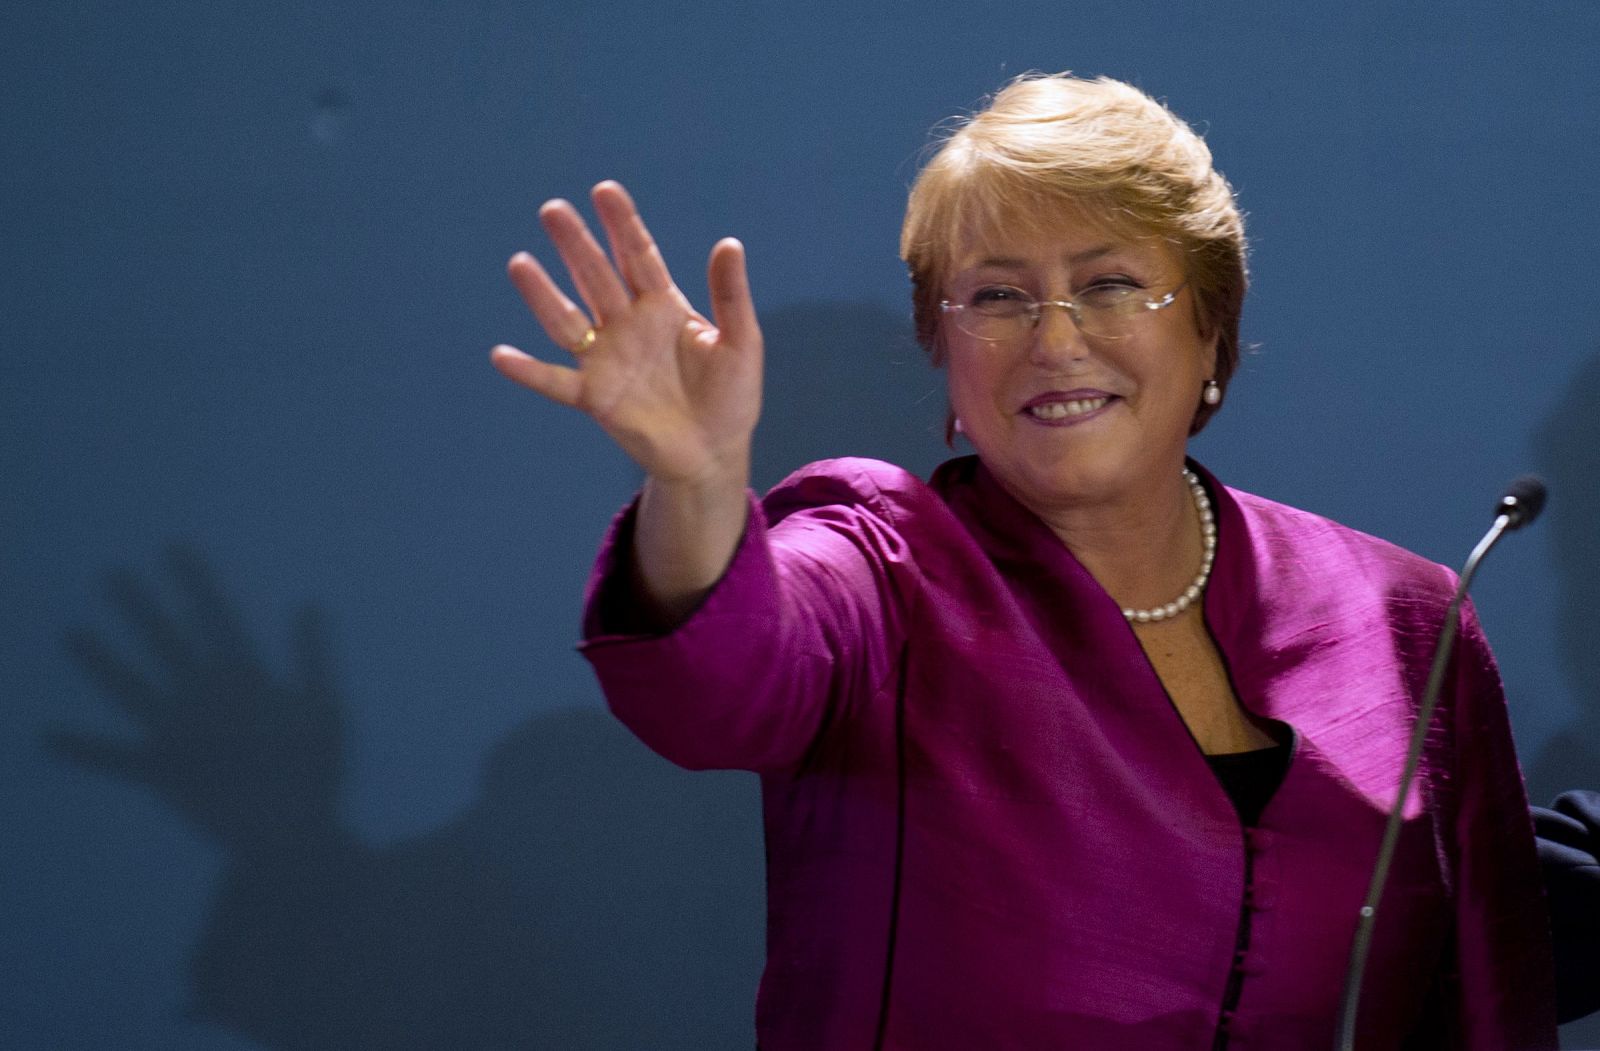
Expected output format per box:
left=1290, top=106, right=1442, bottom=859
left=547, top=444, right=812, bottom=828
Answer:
left=943, top=208, right=1216, bottom=519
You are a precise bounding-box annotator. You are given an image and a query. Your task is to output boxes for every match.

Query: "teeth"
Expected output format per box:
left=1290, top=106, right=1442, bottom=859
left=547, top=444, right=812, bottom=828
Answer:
left=1029, top=397, right=1109, bottom=420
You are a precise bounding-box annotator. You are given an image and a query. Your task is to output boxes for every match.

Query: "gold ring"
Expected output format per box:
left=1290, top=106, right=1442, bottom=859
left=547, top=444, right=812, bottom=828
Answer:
left=572, top=327, right=598, bottom=354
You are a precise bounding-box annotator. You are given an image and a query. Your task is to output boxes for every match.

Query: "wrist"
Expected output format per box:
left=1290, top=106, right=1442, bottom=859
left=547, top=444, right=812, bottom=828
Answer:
left=647, top=448, right=751, bottom=498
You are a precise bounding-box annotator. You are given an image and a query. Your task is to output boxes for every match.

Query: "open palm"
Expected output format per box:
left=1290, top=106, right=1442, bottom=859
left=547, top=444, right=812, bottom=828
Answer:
left=491, top=181, right=761, bottom=486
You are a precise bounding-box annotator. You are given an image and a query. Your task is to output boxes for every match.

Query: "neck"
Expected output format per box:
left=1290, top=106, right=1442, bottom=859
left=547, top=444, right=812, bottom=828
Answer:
left=1032, top=467, right=1205, bottom=614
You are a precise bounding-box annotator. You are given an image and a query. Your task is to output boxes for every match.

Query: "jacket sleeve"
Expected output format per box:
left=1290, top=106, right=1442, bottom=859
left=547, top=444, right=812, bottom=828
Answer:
left=577, top=465, right=917, bottom=775
left=1449, top=599, right=1560, bottom=1048
left=1534, top=789, right=1600, bottom=1024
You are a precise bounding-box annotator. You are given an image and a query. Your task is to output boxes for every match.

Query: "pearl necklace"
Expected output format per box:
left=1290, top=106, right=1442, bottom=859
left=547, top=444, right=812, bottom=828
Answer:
left=1121, top=468, right=1216, bottom=624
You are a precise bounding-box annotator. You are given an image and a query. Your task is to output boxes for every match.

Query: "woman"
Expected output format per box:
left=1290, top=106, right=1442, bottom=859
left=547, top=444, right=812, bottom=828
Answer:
left=491, top=75, right=1555, bottom=1049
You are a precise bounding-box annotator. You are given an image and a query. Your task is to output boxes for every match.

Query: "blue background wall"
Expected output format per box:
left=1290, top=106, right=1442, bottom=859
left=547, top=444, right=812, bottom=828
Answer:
left=5, top=1, right=1598, bottom=1046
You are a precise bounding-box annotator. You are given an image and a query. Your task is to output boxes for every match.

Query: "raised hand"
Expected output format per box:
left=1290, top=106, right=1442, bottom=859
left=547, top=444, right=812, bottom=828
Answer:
left=491, top=181, right=762, bottom=488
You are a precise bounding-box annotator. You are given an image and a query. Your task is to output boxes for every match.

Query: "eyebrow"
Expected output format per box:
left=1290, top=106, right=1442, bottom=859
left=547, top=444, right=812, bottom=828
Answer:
left=966, top=245, right=1120, bottom=270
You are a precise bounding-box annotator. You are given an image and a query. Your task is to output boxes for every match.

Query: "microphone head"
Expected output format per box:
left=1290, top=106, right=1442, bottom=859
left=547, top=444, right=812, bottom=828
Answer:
left=1497, top=475, right=1547, bottom=530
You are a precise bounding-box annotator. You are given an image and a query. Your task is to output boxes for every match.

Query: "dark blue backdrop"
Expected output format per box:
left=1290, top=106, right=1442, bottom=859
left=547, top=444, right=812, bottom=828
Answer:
left=5, top=1, right=1598, bottom=1046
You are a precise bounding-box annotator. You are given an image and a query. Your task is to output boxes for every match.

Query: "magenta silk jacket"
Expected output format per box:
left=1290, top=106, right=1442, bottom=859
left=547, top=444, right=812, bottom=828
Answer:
left=579, top=456, right=1556, bottom=1050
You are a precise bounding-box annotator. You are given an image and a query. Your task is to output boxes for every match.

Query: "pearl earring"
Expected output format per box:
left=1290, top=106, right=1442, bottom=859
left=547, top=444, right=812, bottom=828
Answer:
left=1202, top=380, right=1221, bottom=406
left=953, top=417, right=965, bottom=435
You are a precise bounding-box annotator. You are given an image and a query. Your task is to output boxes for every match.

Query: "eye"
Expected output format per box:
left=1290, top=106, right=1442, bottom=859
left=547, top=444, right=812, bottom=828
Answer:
left=1082, top=274, right=1144, bottom=291
left=966, top=285, right=1033, bottom=314
left=1076, top=278, right=1144, bottom=309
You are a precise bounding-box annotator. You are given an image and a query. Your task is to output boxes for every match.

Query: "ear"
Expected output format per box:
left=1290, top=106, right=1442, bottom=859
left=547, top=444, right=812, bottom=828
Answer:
left=1201, top=329, right=1219, bottom=381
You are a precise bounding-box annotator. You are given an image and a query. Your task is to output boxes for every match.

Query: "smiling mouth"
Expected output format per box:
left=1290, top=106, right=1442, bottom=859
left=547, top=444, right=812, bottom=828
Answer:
left=1026, top=396, right=1111, bottom=421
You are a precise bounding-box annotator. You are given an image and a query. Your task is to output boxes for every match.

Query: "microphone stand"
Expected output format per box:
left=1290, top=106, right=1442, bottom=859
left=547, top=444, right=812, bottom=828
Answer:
left=1333, top=478, right=1544, bottom=1051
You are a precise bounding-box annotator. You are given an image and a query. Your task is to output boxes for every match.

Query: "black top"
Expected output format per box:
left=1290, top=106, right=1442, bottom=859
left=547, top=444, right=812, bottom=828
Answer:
left=1205, top=739, right=1294, bottom=827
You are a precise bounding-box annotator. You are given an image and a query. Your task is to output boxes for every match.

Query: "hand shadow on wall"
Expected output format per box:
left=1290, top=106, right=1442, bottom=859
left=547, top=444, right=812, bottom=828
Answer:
left=46, top=300, right=935, bottom=1050
left=1528, top=351, right=1600, bottom=805
left=49, top=546, right=766, bottom=1049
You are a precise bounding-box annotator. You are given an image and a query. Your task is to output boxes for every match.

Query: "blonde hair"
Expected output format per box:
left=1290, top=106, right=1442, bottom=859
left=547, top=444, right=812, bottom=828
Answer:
left=900, top=73, right=1248, bottom=434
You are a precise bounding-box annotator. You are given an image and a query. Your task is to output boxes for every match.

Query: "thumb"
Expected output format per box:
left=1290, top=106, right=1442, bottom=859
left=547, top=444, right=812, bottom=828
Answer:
left=706, top=238, right=759, bottom=350
left=490, top=345, right=583, bottom=407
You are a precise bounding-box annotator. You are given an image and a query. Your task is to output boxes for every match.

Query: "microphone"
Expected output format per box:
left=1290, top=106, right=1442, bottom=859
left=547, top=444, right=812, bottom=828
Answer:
left=1496, top=475, right=1547, bottom=531
left=1333, top=476, right=1548, bottom=1051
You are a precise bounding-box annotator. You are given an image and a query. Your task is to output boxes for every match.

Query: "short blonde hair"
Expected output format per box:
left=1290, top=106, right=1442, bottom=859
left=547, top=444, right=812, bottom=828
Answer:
left=900, top=73, right=1248, bottom=435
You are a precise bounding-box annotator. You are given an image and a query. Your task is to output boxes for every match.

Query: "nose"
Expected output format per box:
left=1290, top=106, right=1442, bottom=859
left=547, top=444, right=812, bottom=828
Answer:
left=1027, top=301, right=1090, bottom=368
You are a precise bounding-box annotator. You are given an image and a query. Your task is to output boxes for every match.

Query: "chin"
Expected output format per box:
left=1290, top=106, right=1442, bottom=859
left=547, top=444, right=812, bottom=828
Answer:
left=996, top=456, right=1119, bottom=511
left=1008, top=442, right=1171, bottom=512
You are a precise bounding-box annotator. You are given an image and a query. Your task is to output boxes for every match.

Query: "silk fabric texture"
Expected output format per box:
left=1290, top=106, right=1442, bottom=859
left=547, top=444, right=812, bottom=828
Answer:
left=580, top=457, right=1556, bottom=1050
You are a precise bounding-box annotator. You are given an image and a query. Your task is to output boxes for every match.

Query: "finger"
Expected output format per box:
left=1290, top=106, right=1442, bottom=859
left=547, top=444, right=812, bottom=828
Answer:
left=707, top=238, right=760, bottom=349
left=43, top=729, right=150, bottom=784
left=65, top=625, right=168, bottom=726
left=507, top=252, right=594, bottom=352
left=106, top=567, right=196, bottom=676
left=539, top=199, right=632, bottom=322
left=166, top=544, right=254, bottom=661
left=491, top=344, right=583, bottom=406
left=591, top=181, right=674, bottom=297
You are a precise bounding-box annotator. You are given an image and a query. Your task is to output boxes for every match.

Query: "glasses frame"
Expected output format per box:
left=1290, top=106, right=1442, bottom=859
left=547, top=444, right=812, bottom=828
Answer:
left=939, top=280, right=1188, bottom=343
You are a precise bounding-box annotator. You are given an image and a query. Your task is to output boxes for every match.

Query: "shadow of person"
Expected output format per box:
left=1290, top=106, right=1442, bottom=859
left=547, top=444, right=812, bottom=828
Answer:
left=753, top=299, right=945, bottom=490
left=1528, top=352, right=1600, bottom=805
left=46, top=300, right=938, bottom=1048
left=50, top=548, right=764, bottom=1050
left=1527, top=351, right=1600, bottom=1047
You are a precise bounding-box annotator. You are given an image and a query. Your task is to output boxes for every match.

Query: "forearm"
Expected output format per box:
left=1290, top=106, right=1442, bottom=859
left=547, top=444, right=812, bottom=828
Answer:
left=589, top=481, right=833, bottom=773
left=633, top=456, right=751, bottom=626
left=584, top=462, right=913, bottom=773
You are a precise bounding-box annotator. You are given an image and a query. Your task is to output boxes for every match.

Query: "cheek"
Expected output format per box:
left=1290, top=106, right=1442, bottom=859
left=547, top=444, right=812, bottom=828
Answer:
left=945, top=350, right=1005, bottom=413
